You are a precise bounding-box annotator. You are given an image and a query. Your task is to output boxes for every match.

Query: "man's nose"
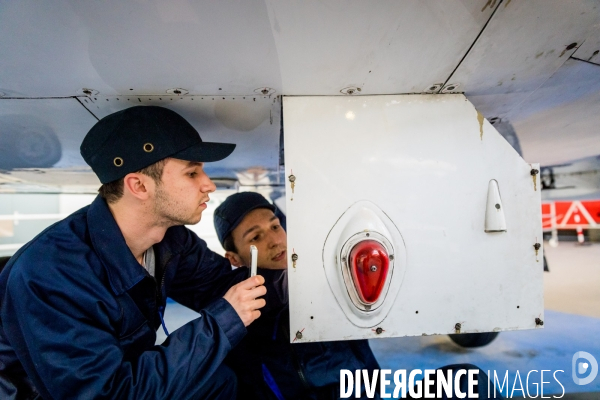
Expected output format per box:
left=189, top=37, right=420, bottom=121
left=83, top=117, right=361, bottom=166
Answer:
left=201, top=174, right=217, bottom=193
left=268, top=230, right=284, bottom=248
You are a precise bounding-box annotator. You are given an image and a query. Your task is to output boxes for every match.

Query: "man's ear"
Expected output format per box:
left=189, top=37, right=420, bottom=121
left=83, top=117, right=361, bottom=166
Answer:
left=123, top=173, right=151, bottom=200
left=225, top=251, right=245, bottom=267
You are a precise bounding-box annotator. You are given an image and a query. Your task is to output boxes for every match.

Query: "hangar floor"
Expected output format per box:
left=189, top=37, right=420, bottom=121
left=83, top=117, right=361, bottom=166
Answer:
left=543, top=242, right=600, bottom=319
left=161, top=242, right=600, bottom=398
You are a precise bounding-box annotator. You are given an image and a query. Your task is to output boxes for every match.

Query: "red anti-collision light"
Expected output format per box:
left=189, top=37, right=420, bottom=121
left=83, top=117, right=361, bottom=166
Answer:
left=349, top=240, right=389, bottom=304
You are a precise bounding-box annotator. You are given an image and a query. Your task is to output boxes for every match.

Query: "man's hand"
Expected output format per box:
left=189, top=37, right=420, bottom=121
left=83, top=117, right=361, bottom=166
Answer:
left=223, top=275, right=267, bottom=327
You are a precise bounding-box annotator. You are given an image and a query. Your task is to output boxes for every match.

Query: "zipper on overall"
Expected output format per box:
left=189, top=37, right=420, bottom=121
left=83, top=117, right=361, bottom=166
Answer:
left=155, top=259, right=171, bottom=336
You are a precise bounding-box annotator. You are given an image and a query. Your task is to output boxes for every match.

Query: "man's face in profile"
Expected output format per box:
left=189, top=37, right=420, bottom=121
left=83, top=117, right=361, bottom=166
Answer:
left=151, top=159, right=216, bottom=226
left=228, top=208, right=287, bottom=270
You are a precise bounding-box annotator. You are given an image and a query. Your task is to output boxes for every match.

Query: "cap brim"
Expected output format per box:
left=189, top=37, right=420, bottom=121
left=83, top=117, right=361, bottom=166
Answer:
left=173, top=141, right=236, bottom=163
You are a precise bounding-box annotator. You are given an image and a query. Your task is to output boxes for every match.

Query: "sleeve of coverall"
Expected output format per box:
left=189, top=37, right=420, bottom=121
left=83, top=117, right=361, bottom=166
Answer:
left=1, top=254, right=245, bottom=400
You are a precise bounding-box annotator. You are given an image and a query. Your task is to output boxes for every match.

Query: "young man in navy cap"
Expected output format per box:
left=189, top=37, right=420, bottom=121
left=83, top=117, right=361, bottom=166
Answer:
left=214, top=192, right=380, bottom=400
left=0, top=106, right=286, bottom=399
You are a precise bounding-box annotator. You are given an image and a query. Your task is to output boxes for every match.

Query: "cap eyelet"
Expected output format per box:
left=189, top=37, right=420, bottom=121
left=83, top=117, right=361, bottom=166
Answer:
left=114, top=157, right=124, bottom=167
left=143, top=143, right=154, bottom=153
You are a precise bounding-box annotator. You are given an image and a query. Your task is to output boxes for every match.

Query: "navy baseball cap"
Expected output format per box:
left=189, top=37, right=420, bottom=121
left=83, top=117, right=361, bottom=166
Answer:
left=80, top=106, right=236, bottom=183
left=214, top=192, right=275, bottom=246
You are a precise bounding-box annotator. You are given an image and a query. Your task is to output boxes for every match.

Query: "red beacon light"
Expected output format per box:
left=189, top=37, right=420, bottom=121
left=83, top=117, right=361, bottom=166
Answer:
left=349, top=240, right=389, bottom=304
left=324, top=201, right=404, bottom=324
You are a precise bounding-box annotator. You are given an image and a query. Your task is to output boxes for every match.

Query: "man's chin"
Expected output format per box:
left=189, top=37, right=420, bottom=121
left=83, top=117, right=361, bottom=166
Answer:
left=173, top=214, right=202, bottom=227
left=188, top=215, right=202, bottom=226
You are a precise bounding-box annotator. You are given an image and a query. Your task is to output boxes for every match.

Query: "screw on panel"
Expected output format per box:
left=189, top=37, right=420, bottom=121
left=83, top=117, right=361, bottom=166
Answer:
left=341, top=87, right=361, bottom=95
left=254, top=87, right=275, bottom=96
left=530, top=168, right=539, bottom=191
left=375, top=327, right=383, bottom=335
left=534, top=242, right=541, bottom=257
left=389, top=255, right=394, bottom=261
left=425, top=83, right=443, bottom=92
left=295, top=331, right=303, bottom=339
left=288, top=174, right=296, bottom=199
left=79, top=88, right=98, bottom=96
left=495, top=204, right=501, bottom=210
left=442, top=83, right=460, bottom=93
left=455, top=323, right=462, bottom=333
left=370, top=265, right=377, bottom=272
left=166, top=88, right=189, bottom=95
left=291, top=253, right=298, bottom=268
left=535, top=318, right=544, bottom=326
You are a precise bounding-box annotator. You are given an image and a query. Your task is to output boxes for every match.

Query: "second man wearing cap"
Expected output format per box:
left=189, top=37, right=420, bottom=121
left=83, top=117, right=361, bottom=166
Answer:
left=214, top=192, right=380, bottom=400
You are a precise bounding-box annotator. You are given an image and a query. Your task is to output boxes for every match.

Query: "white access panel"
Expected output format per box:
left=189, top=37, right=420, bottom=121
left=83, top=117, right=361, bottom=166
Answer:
left=284, top=94, right=543, bottom=343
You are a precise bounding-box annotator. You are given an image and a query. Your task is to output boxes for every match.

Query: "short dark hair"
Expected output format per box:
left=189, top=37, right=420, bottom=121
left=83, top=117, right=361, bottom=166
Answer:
left=98, top=158, right=168, bottom=204
left=223, top=234, right=237, bottom=253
